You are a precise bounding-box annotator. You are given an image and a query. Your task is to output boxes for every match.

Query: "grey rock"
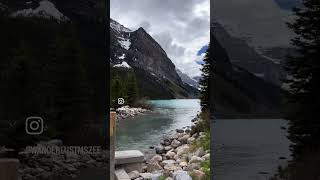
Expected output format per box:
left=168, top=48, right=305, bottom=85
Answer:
left=176, top=129, right=184, bottom=133
left=178, top=135, right=190, bottom=144
left=150, top=155, right=162, bottom=163
left=176, top=145, right=190, bottom=156
left=128, top=170, right=140, bottom=179
left=164, top=163, right=180, bottom=171
left=191, top=169, right=206, bottom=180
left=189, top=156, right=204, bottom=164
left=171, top=140, right=181, bottom=148
left=172, top=170, right=192, bottom=180
left=140, top=172, right=152, bottom=179
left=185, top=163, right=200, bottom=171
left=164, top=146, right=172, bottom=151
left=151, top=173, right=163, bottom=180
left=155, top=146, right=165, bottom=154
left=165, top=151, right=176, bottom=159
left=202, top=154, right=210, bottom=160
left=161, top=160, right=175, bottom=166
left=147, top=162, right=163, bottom=172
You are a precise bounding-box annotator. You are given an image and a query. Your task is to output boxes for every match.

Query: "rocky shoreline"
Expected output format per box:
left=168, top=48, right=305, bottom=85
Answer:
left=116, top=105, right=149, bottom=121
left=127, top=117, right=210, bottom=180
left=2, top=140, right=110, bottom=180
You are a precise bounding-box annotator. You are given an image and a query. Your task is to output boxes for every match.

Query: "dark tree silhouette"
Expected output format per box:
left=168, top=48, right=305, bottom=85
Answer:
left=199, top=43, right=211, bottom=111
left=285, top=0, right=320, bottom=158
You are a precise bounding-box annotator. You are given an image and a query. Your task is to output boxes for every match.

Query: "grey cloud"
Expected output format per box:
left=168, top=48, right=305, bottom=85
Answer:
left=138, top=21, right=151, bottom=32
left=153, top=32, right=185, bottom=57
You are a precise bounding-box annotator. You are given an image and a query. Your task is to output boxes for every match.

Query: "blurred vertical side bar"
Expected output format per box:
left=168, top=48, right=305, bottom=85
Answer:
left=110, top=112, right=116, bottom=180
left=0, top=159, right=19, bottom=180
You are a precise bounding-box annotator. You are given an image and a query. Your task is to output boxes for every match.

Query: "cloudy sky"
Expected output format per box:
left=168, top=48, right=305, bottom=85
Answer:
left=111, top=0, right=210, bottom=77
left=212, top=0, right=296, bottom=50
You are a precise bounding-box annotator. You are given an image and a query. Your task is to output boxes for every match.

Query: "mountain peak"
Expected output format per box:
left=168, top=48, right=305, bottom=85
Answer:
left=110, top=18, right=132, bottom=33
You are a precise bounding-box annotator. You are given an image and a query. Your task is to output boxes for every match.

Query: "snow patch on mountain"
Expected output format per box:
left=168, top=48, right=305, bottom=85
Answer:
left=118, top=53, right=126, bottom=60
left=259, top=54, right=281, bottom=64
left=113, top=62, right=131, bottom=69
left=118, top=37, right=131, bottom=50
left=254, top=73, right=265, bottom=78
left=11, top=0, right=68, bottom=22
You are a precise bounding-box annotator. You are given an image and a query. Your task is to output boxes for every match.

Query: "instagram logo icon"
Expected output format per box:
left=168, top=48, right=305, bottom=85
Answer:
left=25, top=116, right=43, bottom=135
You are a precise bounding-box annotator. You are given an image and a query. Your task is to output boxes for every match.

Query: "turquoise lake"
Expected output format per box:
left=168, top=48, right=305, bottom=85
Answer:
left=116, top=99, right=200, bottom=151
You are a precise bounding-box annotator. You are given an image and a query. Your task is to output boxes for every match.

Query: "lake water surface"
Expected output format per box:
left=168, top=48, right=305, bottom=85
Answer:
left=212, top=119, right=291, bottom=180
left=116, top=99, right=200, bottom=151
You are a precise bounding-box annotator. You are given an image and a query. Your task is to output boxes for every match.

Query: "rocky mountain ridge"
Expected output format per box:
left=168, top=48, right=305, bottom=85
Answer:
left=213, top=22, right=286, bottom=86
left=212, top=31, right=283, bottom=118
left=110, top=18, right=198, bottom=99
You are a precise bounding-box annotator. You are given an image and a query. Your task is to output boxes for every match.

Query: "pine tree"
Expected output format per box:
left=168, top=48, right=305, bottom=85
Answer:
left=111, top=75, right=124, bottom=108
left=199, top=44, right=211, bottom=111
left=126, top=72, right=139, bottom=106
left=285, top=0, right=320, bottom=158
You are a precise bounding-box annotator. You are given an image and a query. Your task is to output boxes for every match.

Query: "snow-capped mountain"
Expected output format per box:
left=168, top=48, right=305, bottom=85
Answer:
left=176, top=68, right=200, bottom=88
left=10, top=0, right=69, bottom=22
left=213, top=22, right=286, bottom=85
left=1, top=0, right=104, bottom=22
left=110, top=19, right=198, bottom=99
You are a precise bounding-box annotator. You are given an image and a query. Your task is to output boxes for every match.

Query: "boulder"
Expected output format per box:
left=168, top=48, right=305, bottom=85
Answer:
left=161, top=160, right=176, bottom=166
left=176, top=133, right=185, bottom=138
left=176, top=145, right=190, bottom=156
left=140, top=173, right=152, bottom=179
left=165, top=151, right=176, bottom=159
left=128, top=170, right=140, bottom=179
left=155, top=146, right=165, bottom=154
left=165, top=177, right=173, bottom=180
left=179, top=161, right=188, bottom=167
left=189, top=156, right=204, bottom=164
left=202, top=154, right=210, bottom=161
left=171, top=140, right=181, bottom=148
left=164, top=163, right=180, bottom=171
left=160, top=140, right=165, bottom=145
left=185, top=163, right=201, bottom=171
left=185, top=129, right=191, bottom=134
left=178, top=135, right=190, bottom=144
left=151, top=173, right=163, bottom=180
left=147, top=162, right=163, bottom=173
left=172, top=170, right=192, bottom=180
left=176, top=129, right=184, bottom=133
left=194, top=148, right=205, bottom=158
left=191, top=170, right=206, bottom=180
left=150, top=155, right=163, bottom=163
left=164, top=146, right=172, bottom=151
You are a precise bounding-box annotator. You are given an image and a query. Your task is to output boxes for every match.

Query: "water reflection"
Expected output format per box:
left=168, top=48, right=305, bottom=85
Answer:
left=212, top=119, right=291, bottom=180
